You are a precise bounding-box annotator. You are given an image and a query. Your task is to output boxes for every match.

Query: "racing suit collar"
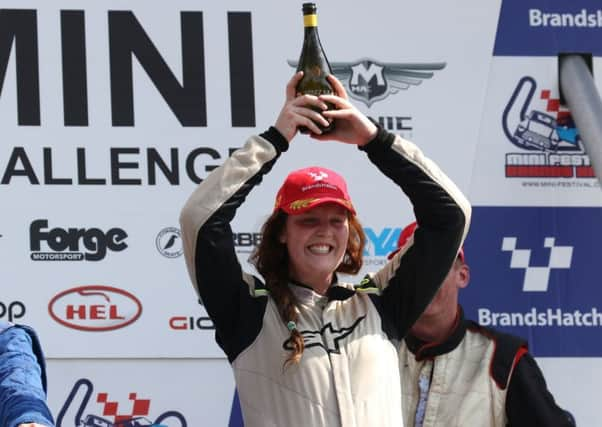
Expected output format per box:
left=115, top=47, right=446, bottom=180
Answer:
left=404, top=305, right=467, bottom=361
left=289, top=281, right=328, bottom=305
left=289, top=276, right=356, bottom=304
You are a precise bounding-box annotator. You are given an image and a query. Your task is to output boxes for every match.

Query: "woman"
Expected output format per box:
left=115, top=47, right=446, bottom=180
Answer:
left=180, top=72, right=471, bottom=427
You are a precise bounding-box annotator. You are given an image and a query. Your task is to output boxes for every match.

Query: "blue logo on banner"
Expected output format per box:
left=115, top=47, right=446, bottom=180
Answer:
left=461, top=206, right=602, bottom=357
left=363, top=227, right=401, bottom=257
left=494, top=0, right=602, bottom=56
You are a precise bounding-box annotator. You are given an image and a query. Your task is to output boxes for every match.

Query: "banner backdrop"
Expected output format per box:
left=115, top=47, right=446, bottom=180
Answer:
left=464, top=1, right=602, bottom=426
left=1, top=0, right=600, bottom=425
left=47, top=359, right=235, bottom=427
left=462, top=206, right=602, bottom=357
left=0, top=0, right=500, bottom=357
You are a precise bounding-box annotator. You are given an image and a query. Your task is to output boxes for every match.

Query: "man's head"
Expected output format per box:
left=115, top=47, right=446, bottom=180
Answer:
left=388, top=221, right=465, bottom=262
left=393, top=222, right=469, bottom=319
left=423, top=250, right=469, bottom=319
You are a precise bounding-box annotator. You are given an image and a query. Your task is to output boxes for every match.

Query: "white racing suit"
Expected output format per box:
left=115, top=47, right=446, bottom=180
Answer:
left=180, top=126, right=471, bottom=427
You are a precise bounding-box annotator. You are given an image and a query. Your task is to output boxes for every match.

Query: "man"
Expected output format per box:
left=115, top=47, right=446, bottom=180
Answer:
left=393, top=222, right=575, bottom=427
left=0, top=320, right=55, bottom=427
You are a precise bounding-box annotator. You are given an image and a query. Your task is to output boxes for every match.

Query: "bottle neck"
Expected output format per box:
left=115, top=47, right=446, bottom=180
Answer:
left=303, top=13, right=318, bottom=28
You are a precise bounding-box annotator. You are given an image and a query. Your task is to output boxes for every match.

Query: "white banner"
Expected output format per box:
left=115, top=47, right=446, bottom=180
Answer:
left=0, top=0, right=500, bottom=358
left=47, top=358, right=235, bottom=427
left=470, top=57, right=602, bottom=206
left=4, top=0, right=600, bottom=425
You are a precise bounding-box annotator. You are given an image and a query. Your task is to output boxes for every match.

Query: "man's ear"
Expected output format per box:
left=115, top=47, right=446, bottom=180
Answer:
left=458, top=264, right=470, bottom=289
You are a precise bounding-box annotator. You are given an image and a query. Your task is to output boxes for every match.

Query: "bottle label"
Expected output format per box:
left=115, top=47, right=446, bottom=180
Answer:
left=303, top=14, right=318, bottom=27
left=300, top=88, right=333, bottom=96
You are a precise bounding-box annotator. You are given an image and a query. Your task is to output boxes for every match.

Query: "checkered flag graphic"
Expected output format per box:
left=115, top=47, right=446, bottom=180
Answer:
left=501, top=237, right=573, bottom=292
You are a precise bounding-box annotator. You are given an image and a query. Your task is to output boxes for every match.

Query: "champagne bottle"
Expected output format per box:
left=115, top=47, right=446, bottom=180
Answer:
left=296, top=2, right=335, bottom=133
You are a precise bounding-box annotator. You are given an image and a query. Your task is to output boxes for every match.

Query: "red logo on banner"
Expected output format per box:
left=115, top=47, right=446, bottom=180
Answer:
left=48, top=285, right=142, bottom=331
left=56, top=378, right=187, bottom=426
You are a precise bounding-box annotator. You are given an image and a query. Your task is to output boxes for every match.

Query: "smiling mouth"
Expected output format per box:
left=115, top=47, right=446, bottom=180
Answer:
left=308, top=244, right=332, bottom=254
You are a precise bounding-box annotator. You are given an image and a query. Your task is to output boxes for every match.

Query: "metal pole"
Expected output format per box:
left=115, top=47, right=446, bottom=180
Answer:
left=559, top=55, right=602, bottom=188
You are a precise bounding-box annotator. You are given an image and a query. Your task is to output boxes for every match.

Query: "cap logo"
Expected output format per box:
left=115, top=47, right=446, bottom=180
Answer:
left=308, top=171, right=328, bottom=181
left=289, top=198, right=318, bottom=211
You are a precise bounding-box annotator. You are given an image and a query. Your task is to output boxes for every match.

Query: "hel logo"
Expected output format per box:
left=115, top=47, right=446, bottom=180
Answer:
left=501, top=237, right=573, bottom=292
left=287, top=58, right=445, bottom=107
left=49, top=286, right=142, bottom=331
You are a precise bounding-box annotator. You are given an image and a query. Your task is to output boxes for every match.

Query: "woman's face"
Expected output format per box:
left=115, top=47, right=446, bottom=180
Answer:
left=280, top=203, right=350, bottom=291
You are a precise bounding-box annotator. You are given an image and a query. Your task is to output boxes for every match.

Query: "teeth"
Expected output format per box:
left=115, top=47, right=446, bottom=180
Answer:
left=309, top=244, right=331, bottom=254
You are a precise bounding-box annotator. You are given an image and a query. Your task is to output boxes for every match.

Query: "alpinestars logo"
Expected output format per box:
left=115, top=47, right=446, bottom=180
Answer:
left=283, top=316, right=365, bottom=354
left=501, top=237, right=573, bottom=292
left=288, top=59, right=445, bottom=107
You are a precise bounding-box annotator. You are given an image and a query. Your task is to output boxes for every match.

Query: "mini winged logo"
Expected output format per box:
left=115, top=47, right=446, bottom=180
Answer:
left=288, top=58, right=446, bottom=107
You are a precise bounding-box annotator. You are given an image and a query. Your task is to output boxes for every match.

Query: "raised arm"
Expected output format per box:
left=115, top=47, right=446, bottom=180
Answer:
left=179, top=73, right=331, bottom=360
left=317, top=75, right=471, bottom=339
left=179, top=129, right=286, bottom=359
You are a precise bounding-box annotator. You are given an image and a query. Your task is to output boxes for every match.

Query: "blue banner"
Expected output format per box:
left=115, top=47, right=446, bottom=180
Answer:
left=461, top=206, right=602, bottom=357
left=494, top=0, right=602, bottom=56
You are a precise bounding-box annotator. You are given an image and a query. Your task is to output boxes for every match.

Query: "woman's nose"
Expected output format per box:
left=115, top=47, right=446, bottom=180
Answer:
left=316, top=219, right=332, bottom=234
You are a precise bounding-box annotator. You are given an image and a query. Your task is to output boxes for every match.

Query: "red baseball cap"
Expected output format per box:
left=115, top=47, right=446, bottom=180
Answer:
left=387, top=221, right=465, bottom=261
left=274, top=166, right=356, bottom=215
